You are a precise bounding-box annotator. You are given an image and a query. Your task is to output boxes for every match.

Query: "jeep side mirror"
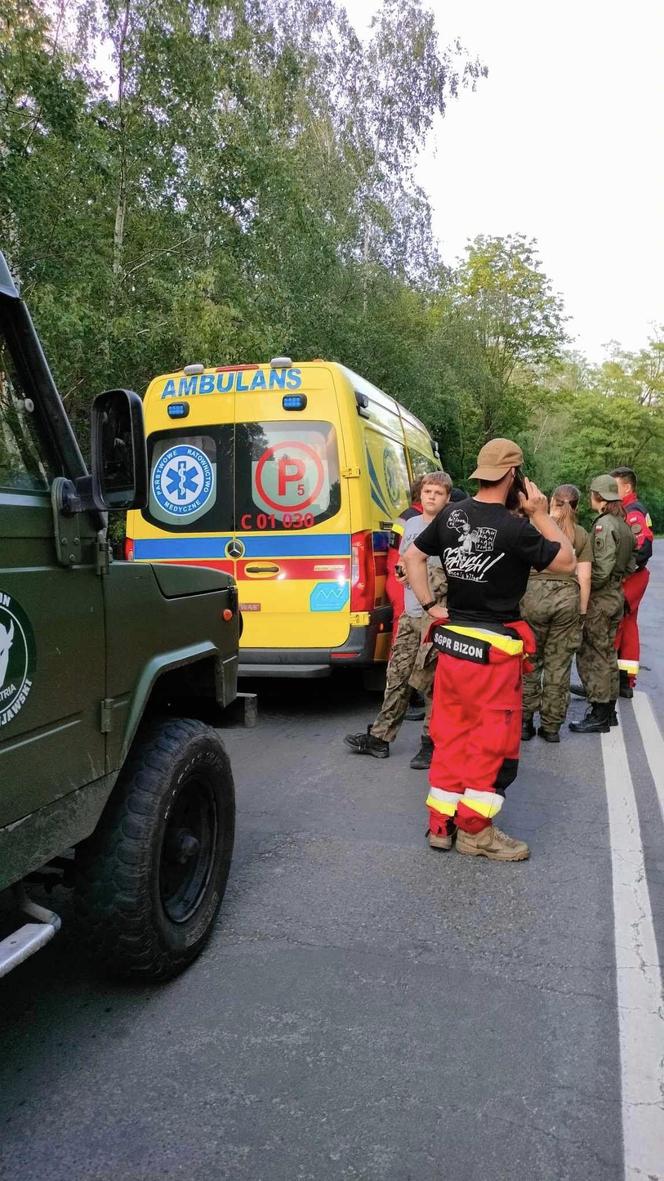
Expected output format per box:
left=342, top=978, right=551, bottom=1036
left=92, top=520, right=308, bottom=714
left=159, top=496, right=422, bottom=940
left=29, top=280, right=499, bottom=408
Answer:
left=91, top=389, right=148, bottom=510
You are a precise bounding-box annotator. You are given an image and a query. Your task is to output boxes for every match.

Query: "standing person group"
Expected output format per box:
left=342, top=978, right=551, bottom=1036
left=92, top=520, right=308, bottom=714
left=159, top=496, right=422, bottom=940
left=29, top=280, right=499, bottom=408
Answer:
left=343, top=438, right=654, bottom=862
left=522, top=473, right=651, bottom=737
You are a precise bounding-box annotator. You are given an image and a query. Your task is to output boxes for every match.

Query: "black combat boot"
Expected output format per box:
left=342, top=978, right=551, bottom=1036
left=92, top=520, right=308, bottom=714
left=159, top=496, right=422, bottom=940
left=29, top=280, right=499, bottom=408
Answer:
left=521, top=715, right=536, bottom=741
left=570, top=683, right=587, bottom=698
left=619, top=671, right=634, bottom=700
left=344, top=726, right=389, bottom=758
left=537, top=727, right=560, bottom=743
left=410, top=735, right=434, bottom=769
left=608, top=701, right=618, bottom=727
left=569, top=703, right=610, bottom=734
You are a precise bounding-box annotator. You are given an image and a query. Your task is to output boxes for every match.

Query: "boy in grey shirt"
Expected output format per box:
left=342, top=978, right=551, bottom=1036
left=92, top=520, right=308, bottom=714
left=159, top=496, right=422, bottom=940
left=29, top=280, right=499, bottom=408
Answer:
left=344, top=472, right=451, bottom=768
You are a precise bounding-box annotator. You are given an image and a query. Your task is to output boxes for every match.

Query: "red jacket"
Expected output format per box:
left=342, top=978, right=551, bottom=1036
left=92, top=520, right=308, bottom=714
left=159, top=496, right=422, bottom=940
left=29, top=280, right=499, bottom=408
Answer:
left=622, top=491, right=654, bottom=570
left=385, top=502, right=422, bottom=617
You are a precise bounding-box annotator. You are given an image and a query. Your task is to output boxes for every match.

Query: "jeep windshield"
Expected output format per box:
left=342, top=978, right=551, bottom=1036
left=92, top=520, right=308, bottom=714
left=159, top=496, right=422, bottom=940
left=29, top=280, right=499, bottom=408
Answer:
left=0, top=329, right=54, bottom=493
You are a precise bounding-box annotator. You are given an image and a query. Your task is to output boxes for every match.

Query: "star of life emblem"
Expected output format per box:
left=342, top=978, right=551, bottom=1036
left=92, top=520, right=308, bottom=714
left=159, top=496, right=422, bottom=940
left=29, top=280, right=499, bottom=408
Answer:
left=152, top=445, right=214, bottom=517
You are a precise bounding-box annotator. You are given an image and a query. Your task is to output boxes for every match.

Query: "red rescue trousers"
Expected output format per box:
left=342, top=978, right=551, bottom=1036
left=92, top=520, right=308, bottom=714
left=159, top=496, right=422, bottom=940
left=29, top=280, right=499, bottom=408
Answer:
left=385, top=557, right=405, bottom=656
left=614, top=568, right=650, bottom=686
left=426, top=644, right=524, bottom=836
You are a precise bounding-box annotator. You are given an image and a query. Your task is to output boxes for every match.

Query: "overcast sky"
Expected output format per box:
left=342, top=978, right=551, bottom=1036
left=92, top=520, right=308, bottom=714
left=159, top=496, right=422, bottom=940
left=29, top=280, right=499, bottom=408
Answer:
left=346, top=0, right=664, bottom=361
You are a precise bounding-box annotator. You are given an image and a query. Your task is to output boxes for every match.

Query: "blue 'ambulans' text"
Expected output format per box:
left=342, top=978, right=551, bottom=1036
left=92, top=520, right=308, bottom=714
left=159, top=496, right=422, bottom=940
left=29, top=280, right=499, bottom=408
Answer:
left=161, top=368, right=302, bottom=399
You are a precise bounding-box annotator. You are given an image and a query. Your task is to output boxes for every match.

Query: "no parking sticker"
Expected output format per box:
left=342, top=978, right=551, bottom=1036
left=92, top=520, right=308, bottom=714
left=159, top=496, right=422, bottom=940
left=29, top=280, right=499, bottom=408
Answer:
left=253, top=440, right=329, bottom=516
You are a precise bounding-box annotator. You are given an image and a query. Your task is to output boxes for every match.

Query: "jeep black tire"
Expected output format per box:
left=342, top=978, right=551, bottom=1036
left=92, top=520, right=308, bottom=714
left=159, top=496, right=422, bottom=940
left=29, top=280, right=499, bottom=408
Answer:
left=74, top=718, right=235, bottom=980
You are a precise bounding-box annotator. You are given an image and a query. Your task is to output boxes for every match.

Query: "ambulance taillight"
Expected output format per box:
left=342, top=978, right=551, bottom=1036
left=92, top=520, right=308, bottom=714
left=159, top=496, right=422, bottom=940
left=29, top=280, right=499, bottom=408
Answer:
left=350, top=531, right=375, bottom=612
left=124, top=537, right=135, bottom=561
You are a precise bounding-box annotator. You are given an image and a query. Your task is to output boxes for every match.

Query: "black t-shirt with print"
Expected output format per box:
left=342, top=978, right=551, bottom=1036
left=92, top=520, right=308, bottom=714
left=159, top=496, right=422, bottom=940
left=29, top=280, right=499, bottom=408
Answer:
left=414, top=498, right=560, bottom=625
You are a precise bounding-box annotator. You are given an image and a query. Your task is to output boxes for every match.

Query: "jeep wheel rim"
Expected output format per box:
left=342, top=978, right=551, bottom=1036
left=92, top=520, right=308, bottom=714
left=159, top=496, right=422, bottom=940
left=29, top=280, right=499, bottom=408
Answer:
left=159, top=777, right=217, bottom=923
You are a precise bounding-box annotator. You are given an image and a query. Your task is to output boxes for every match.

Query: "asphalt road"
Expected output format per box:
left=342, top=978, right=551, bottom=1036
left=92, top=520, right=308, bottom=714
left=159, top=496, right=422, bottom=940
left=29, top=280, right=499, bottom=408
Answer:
left=1, top=555, right=663, bottom=1181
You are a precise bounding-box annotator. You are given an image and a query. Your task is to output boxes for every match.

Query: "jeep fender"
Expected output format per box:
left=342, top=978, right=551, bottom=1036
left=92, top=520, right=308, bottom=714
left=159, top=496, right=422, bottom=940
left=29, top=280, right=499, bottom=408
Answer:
left=120, top=642, right=238, bottom=763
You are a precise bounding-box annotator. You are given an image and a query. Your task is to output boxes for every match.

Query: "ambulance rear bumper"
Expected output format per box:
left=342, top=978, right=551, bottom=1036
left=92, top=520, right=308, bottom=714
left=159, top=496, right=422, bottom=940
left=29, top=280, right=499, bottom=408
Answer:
left=238, top=608, right=392, bottom=678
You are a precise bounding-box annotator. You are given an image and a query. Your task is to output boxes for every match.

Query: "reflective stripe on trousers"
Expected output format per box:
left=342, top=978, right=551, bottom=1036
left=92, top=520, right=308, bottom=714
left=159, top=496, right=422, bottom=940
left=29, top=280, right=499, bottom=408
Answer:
left=427, top=643, right=523, bottom=836
left=615, top=567, right=650, bottom=683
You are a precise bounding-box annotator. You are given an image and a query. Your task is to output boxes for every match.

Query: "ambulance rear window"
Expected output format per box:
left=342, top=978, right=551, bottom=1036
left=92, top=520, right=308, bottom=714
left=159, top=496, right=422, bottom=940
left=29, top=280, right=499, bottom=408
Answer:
left=143, top=421, right=340, bottom=533
left=234, top=421, right=340, bottom=530
left=144, top=429, right=233, bottom=531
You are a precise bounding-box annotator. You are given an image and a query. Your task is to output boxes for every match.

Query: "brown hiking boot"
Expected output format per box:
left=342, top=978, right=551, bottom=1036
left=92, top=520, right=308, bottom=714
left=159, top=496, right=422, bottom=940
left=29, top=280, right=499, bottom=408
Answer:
left=428, top=831, right=453, bottom=851
left=455, top=825, right=529, bottom=861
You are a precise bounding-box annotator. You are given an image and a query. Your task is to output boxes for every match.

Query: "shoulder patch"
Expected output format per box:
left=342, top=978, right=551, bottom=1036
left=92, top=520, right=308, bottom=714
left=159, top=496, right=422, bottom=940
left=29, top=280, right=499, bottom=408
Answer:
left=594, top=524, right=603, bottom=532
left=631, top=522, right=641, bottom=536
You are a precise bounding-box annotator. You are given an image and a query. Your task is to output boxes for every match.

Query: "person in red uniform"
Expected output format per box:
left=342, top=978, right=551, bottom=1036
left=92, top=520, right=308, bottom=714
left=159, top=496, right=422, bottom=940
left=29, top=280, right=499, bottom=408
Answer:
left=610, top=467, right=654, bottom=698
left=403, top=439, right=575, bottom=861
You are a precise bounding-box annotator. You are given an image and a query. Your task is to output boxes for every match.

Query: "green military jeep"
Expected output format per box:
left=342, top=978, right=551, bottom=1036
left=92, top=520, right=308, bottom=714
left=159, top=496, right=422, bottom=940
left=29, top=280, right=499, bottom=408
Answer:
left=0, top=253, right=239, bottom=981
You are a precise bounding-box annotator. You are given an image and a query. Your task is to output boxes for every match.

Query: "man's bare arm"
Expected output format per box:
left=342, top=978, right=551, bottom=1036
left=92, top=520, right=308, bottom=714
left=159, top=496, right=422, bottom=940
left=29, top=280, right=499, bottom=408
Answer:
left=402, top=546, right=448, bottom=621
left=519, top=479, right=576, bottom=575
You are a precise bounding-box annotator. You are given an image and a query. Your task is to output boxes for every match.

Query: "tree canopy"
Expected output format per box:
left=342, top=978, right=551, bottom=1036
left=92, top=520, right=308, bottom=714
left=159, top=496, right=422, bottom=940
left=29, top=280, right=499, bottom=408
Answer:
left=1, top=0, right=662, bottom=526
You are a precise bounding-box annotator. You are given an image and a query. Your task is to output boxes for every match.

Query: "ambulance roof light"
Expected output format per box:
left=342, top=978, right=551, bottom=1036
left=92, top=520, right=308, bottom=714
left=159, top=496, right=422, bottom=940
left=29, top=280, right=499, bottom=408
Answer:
left=270, top=356, right=292, bottom=368
left=183, top=363, right=205, bottom=376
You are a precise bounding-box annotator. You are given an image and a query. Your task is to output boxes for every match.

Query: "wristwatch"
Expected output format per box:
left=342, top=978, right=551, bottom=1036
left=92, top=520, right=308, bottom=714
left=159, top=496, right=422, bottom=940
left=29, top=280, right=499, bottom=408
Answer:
left=421, top=600, right=437, bottom=612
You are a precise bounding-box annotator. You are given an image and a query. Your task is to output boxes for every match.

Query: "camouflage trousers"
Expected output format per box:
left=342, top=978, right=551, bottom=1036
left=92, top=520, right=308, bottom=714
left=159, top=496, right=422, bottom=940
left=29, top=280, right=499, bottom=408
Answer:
left=521, top=579, right=581, bottom=731
left=577, top=585, right=623, bottom=704
left=371, top=613, right=434, bottom=742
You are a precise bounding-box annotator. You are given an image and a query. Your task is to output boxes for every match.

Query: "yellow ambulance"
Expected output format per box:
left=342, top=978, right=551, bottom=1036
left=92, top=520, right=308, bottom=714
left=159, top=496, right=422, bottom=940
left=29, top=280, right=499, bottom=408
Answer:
left=125, top=358, right=441, bottom=677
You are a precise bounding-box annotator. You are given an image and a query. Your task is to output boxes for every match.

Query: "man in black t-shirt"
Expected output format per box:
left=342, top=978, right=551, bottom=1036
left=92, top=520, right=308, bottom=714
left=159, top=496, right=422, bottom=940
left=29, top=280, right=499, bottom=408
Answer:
left=403, top=439, right=575, bottom=861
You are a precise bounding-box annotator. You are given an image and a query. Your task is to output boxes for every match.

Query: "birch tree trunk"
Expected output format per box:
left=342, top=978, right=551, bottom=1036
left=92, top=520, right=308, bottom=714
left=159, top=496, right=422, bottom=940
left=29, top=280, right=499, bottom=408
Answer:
left=112, top=0, right=130, bottom=277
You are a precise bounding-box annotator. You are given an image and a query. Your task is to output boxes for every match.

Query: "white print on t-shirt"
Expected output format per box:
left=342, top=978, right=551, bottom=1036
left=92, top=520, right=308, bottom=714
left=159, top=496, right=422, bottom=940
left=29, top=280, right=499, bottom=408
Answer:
left=444, top=509, right=505, bottom=582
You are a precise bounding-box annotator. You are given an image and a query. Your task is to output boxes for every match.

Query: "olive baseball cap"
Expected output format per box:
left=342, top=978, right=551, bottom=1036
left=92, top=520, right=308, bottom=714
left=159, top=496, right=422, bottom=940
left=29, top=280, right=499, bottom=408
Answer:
left=470, top=438, right=524, bottom=480
left=589, top=474, right=621, bottom=501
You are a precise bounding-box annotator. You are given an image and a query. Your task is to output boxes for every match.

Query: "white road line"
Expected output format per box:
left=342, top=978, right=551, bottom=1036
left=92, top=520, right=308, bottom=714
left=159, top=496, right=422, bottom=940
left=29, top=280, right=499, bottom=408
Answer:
left=632, top=690, right=664, bottom=825
left=601, top=714, right=664, bottom=1180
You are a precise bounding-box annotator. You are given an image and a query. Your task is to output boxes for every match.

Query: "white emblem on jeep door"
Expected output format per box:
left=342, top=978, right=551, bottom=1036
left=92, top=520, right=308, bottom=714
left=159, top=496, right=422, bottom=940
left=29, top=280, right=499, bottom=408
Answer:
left=0, top=593, right=35, bottom=726
left=0, top=618, right=14, bottom=689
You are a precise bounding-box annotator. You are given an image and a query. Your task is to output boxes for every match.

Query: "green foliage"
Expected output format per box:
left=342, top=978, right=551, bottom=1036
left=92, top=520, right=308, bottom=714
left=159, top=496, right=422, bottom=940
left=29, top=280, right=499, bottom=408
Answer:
left=455, top=234, right=569, bottom=382
left=1, top=0, right=663, bottom=529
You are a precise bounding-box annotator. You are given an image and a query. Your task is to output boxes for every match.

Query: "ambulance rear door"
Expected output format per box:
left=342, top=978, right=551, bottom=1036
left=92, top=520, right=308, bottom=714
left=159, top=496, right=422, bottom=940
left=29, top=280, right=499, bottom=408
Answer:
left=133, top=370, right=236, bottom=578
left=232, top=363, right=352, bottom=657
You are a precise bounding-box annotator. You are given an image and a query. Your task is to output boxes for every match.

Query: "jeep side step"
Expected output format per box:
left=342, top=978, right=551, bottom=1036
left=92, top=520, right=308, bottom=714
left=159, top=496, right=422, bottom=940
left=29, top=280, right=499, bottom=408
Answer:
left=0, top=890, right=61, bottom=978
